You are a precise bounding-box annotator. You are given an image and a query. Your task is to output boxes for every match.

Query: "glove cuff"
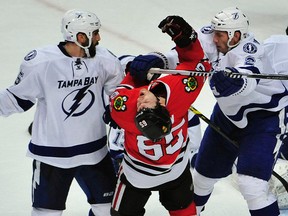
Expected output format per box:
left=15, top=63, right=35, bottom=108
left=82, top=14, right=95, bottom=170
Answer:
left=148, top=52, right=169, bottom=69
left=145, top=52, right=169, bottom=82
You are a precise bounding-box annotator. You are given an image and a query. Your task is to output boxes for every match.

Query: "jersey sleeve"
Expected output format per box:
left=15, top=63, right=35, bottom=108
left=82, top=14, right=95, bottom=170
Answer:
left=100, top=48, right=125, bottom=96
left=110, top=74, right=145, bottom=133
left=149, top=39, right=211, bottom=120
left=0, top=53, right=42, bottom=116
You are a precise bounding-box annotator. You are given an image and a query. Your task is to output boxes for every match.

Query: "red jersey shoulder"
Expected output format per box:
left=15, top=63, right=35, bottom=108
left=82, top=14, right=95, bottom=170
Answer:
left=152, top=75, right=199, bottom=94
left=182, top=76, right=198, bottom=92
left=112, top=94, right=128, bottom=112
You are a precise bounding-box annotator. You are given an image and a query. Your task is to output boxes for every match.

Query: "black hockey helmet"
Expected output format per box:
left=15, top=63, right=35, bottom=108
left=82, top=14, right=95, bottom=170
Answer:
left=135, top=105, right=172, bottom=141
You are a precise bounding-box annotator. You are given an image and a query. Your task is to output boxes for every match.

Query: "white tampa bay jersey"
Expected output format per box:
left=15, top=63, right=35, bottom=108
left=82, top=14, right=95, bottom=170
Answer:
left=209, top=33, right=288, bottom=128
left=0, top=43, right=124, bottom=168
left=197, top=25, right=218, bottom=67
left=263, top=35, right=288, bottom=90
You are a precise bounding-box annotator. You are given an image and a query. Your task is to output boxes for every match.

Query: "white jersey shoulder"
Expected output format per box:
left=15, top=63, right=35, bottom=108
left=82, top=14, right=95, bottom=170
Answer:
left=198, top=25, right=218, bottom=65
left=214, top=34, right=288, bottom=128
left=263, top=35, right=288, bottom=89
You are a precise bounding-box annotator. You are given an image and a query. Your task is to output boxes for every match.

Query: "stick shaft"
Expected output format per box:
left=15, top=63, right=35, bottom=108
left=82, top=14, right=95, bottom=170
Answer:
left=189, top=106, right=239, bottom=148
left=149, top=68, right=288, bottom=80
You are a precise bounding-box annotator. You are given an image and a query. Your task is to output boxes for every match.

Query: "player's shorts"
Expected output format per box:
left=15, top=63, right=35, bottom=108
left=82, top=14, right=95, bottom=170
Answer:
left=195, top=103, right=286, bottom=181
left=111, top=164, right=193, bottom=216
left=32, top=154, right=116, bottom=210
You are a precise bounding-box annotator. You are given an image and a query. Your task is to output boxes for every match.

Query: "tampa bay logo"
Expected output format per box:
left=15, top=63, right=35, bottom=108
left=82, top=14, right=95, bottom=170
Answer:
left=62, top=84, right=95, bottom=120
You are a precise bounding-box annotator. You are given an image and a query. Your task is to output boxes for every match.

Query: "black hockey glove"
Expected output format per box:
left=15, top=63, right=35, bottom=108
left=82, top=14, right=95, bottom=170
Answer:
left=102, top=105, right=120, bottom=129
left=158, top=15, right=197, bottom=48
left=28, top=122, right=33, bottom=135
left=129, top=54, right=164, bottom=85
left=210, top=67, right=244, bottom=97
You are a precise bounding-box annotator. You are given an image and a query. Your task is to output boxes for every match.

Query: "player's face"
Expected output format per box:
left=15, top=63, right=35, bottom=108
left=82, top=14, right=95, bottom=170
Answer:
left=91, top=30, right=101, bottom=46
left=213, top=31, right=229, bottom=54
left=90, top=30, right=100, bottom=57
left=158, top=97, right=166, bottom=107
left=84, top=30, right=100, bottom=57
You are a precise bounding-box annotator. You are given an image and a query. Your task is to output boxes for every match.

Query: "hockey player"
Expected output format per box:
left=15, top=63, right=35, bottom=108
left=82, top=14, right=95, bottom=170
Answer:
left=261, top=34, right=288, bottom=211
left=108, top=17, right=211, bottom=216
left=0, top=9, right=124, bottom=216
left=108, top=110, right=202, bottom=175
left=262, top=34, right=288, bottom=161
left=162, top=7, right=288, bottom=216
left=107, top=51, right=203, bottom=175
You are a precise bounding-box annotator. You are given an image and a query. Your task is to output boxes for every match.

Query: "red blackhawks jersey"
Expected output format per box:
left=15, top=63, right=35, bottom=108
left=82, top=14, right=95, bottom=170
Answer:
left=110, top=40, right=211, bottom=188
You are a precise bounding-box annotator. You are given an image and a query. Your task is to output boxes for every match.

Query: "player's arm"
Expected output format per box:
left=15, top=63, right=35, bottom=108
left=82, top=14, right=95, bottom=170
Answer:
left=110, top=84, right=143, bottom=131
left=210, top=52, right=261, bottom=97
left=158, top=15, right=211, bottom=71
left=0, top=59, right=38, bottom=116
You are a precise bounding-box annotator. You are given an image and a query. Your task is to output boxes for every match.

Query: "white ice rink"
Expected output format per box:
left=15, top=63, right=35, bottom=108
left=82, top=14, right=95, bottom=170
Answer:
left=0, top=0, right=288, bottom=215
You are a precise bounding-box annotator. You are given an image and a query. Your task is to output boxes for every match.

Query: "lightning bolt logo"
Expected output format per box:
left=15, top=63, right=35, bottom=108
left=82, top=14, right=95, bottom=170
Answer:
left=62, top=84, right=95, bottom=120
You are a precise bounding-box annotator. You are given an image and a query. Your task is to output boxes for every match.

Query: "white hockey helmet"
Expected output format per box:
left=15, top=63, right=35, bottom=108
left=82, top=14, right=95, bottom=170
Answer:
left=61, top=9, right=101, bottom=49
left=211, top=7, right=249, bottom=47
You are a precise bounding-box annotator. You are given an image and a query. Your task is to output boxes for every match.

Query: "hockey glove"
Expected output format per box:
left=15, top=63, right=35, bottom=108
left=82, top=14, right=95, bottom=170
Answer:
left=158, top=15, right=197, bottom=48
left=210, top=67, right=244, bottom=97
left=102, top=105, right=120, bottom=129
left=28, top=122, right=33, bottom=135
left=129, top=54, right=164, bottom=84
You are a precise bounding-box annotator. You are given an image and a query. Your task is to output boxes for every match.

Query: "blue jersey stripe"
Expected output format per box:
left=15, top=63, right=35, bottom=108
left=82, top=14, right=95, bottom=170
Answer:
left=28, top=136, right=107, bottom=158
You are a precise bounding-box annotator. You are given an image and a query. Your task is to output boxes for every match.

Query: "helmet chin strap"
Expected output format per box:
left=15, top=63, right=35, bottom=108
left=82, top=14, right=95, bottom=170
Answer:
left=83, top=47, right=91, bottom=58
left=227, top=38, right=240, bottom=50
left=75, top=36, right=92, bottom=58
left=226, top=31, right=240, bottom=50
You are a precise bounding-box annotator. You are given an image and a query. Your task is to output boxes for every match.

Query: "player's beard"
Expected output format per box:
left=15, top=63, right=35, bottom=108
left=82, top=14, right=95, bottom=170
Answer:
left=88, top=41, right=98, bottom=57
left=82, top=39, right=99, bottom=58
left=83, top=38, right=99, bottom=58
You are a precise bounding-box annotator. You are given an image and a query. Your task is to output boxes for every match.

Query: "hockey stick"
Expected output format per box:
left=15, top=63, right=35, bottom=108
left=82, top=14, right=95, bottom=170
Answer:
left=149, top=68, right=288, bottom=80
left=272, top=170, right=288, bottom=194
left=189, top=106, right=239, bottom=148
left=190, top=106, right=288, bottom=192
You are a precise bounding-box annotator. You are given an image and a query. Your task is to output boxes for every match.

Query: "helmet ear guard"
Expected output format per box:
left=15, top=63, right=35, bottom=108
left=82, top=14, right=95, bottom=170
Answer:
left=135, top=104, right=172, bottom=141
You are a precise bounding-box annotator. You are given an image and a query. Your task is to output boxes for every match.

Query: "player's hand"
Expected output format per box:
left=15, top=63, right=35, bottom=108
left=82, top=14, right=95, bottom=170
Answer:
left=102, top=105, right=120, bottom=129
left=129, top=55, right=164, bottom=85
left=158, top=15, right=197, bottom=48
left=210, top=67, right=244, bottom=97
